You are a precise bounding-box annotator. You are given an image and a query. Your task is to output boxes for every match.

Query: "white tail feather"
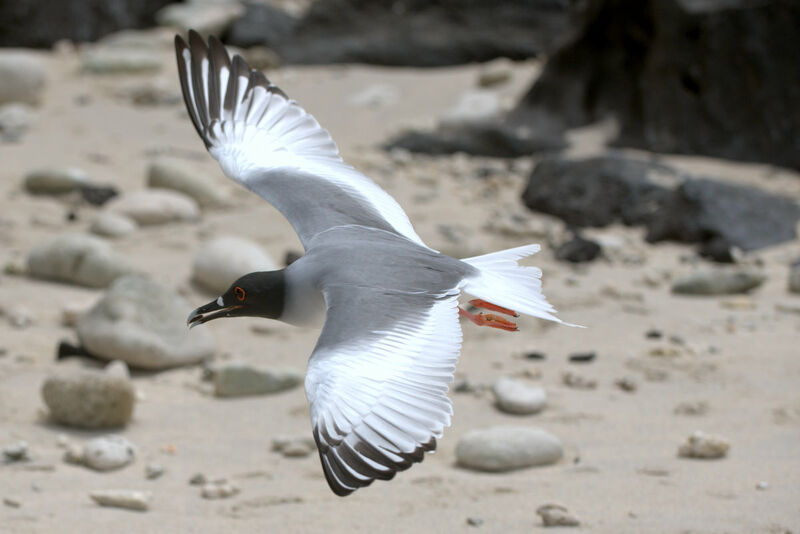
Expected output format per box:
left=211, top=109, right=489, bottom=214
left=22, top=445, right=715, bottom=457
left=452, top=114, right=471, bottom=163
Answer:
left=462, top=244, right=577, bottom=326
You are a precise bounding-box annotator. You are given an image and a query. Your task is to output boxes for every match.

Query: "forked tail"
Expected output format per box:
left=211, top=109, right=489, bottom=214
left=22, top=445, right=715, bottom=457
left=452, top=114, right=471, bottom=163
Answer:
left=461, top=244, right=574, bottom=326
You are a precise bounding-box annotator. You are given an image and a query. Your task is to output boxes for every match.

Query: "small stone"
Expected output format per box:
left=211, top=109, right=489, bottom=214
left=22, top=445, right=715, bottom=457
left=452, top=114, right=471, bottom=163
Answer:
left=89, top=212, right=138, bottom=238
left=189, top=473, right=207, bottom=485
left=455, top=426, right=563, bottom=472
left=23, top=168, right=89, bottom=196
left=41, top=367, right=135, bottom=428
left=477, top=58, right=513, bottom=87
left=4, top=306, right=34, bottom=328
left=648, top=346, right=681, bottom=358
left=147, top=158, right=228, bottom=209
left=0, top=103, right=34, bottom=142
left=0, top=52, right=46, bottom=106
left=63, top=443, right=85, bottom=465
left=3, top=497, right=21, bottom=508
left=201, top=480, right=239, bottom=500
left=105, top=189, right=199, bottom=226
left=2, top=440, right=29, bottom=462
left=674, top=401, right=708, bottom=416
left=213, top=363, right=302, bottom=398
left=678, top=431, right=730, bottom=459
left=536, top=503, right=581, bottom=527
left=439, top=90, right=503, bottom=129
left=645, top=329, right=662, bottom=339
left=145, top=463, right=165, bottom=480
left=271, top=436, right=316, bottom=458
left=192, top=236, right=277, bottom=294
left=89, top=490, right=151, bottom=511
left=27, top=233, right=132, bottom=288
left=492, top=378, right=547, bottom=415
left=672, top=269, right=766, bottom=295
left=82, top=48, right=162, bottom=74
left=523, top=351, right=546, bottom=361
left=555, top=235, right=602, bottom=263
left=76, top=275, right=215, bottom=370
left=82, top=435, right=136, bottom=471
left=562, top=372, right=597, bottom=390
left=755, top=481, right=768, bottom=490
left=568, top=351, right=596, bottom=363
left=466, top=516, right=484, bottom=527
left=241, top=46, right=281, bottom=71
left=614, top=377, right=637, bottom=392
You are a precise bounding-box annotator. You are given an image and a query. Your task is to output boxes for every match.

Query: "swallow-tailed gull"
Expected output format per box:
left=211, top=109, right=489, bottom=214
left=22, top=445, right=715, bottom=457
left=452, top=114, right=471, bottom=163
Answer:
left=177, top=31, right=569, bottom=496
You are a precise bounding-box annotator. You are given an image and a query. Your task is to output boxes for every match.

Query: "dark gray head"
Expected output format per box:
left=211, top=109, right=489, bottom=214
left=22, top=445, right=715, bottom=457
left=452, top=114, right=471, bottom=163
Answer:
left=187, top=270, right=285, bottom=328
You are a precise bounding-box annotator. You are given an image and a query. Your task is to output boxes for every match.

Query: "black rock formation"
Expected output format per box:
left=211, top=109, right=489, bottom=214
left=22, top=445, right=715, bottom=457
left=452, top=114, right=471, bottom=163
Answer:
left=224, top=2, right=299, bottom=50
left=0, top=0, right=173, bottom=48
left=516, top=0, right=800, bottom=169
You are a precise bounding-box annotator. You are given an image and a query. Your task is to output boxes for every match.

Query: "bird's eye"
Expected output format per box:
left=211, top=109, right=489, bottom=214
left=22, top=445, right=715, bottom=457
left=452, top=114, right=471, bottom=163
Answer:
left=234, top=286, right=246, bottom=301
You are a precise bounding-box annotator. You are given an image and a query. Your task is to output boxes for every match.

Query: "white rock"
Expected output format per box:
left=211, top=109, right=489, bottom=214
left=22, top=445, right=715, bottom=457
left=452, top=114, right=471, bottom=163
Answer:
left=147, top=158, right=227, bottom=209
left=90, top=212, right=138, bottom=238
left=0, top=103, right=34, bottom=142
left=201, top=480, right=239, bottom=499
left=41, top=365, right=135, bottom=429
left=0, top=52, right=46, bottom=106
left=156, top=1, right=244, bottom=35
left=82, top=48, right=161, bottom=74
left=536, top=503, right=581, bottom=527
left=82, top=435, right=136, bottom=471
left=89, top=489, right=150, bottom=511
left=678, top=431, right=730, bottom=459
left=105, top=189, right=199, bottom=225
left=271, top=435, right=316, bottom=458
left=23, top=167, right=89, bottom=195
left=456, top=426, right=563, bottom=472
left=492, top=377, right=547, bottom=415
left=213, top=362, right=302, bottom=398
left=2, top=440, right=29, bottom=462
left=27, top=233, right=132, bottom=288
left=145, top=463, right=165, bottom=480
left=77, top=275, right=215, bottom=370
left=192, top=236, right=277, bottom=294
left=439, top=90, right=503, bottom=129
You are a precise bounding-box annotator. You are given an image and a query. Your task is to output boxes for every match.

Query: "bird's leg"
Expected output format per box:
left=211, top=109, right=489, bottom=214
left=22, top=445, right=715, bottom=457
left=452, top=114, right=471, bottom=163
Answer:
left=458, top=307, right=518, bottom=332
left=468, top=299, right=519, bottom=317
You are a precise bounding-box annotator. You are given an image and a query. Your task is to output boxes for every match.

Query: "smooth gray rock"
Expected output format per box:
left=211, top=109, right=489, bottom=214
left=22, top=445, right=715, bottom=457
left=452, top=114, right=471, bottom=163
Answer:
left=439, top=90, right=503, bottom=129
left=455, top=425, right=563, bottom=472
left=192, top=236, right=277, bottom=294
left=672, top=269, right=766, bottom=295
left=492, top=378, right=547, bottom=415
left=23, top=167, right=89, bottom=195
left=213, top=362, right=302, bottom=398
left=156, top=1, right=243, bottom=35
left=536, top=504, right=581, bottom=527
left=41, top=363, right=135, bottom=428
left=90, top=489, right=150, bottom=511
left=678, top=431, right=730, bottom=459
left=77, top=275, right=215, bottom=370
left=82, top=435, right=136, bottom=471
left=89, top=212, right=138, bottom=238
left=82, top=48, right=162, bottom=74
left=0, top=52, right=45, bottom=106
left=27, top=233, right=132, bottom=288
left=0, top=103, right=34, bottom=142
left=146, top=158, right=227, bottom=209
left=105, top=189, right=199, bottom=225
left=2, top=440, right=29, bottom=462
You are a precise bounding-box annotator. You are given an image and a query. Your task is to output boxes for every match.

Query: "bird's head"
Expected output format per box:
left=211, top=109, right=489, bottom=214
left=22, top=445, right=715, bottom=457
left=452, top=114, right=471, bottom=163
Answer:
left=187, top=270, right=285, bottom=327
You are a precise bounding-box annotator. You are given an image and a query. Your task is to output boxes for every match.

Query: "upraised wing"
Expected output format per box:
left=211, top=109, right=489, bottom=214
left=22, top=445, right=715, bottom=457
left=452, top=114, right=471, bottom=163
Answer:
left=174, top=30, right=426, bottom=250
left=305, top=284, right=462, bottom=496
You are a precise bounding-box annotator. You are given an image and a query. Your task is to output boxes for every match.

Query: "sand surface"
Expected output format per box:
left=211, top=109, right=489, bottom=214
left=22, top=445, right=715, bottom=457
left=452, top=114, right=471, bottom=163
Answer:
left=1, top=40, right=799, bottom=533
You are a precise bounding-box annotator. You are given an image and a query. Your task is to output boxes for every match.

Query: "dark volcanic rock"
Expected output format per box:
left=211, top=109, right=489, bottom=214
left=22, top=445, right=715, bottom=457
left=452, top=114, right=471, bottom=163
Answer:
left=514, top=0, right=800, bottom=170
left=522, top=154, right=800, bottom=259
left=645, top=178, right=800, bottom=256
left=555, top=235, right=602, bottom=263
left=385, top=122, right=566, bottom=158
left=0, top=0, right=173, bottom=48
left=278, top=0, right=571, bottom=66
left=522, top=155, right=674, bottom=227
left=224, top=2, right=299, bottom=50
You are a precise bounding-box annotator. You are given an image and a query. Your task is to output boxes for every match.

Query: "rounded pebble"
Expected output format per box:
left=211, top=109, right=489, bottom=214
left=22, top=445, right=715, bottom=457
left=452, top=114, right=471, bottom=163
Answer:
left=492, top=377, right=547, bottom=415
left=192, top=236, right=277, bottom=294
left=455, top=425, right=563, bottom=472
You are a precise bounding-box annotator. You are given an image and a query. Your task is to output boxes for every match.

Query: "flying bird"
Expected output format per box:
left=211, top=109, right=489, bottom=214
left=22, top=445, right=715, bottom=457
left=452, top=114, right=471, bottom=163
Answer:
left=177, top=30, right=569, bottom=496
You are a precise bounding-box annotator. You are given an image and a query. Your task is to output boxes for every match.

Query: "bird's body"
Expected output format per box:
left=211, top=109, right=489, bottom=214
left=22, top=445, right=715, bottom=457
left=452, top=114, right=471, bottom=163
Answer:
left=176, top=31, right=570, bottom=496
